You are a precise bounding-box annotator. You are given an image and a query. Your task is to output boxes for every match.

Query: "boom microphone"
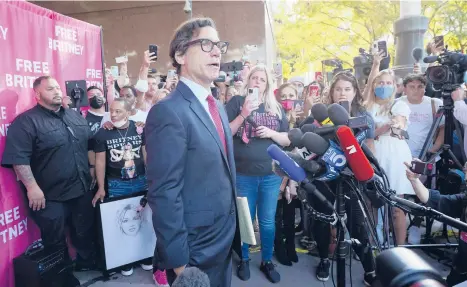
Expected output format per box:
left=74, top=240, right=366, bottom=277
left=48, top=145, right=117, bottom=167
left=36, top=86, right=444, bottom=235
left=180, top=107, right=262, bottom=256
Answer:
left=412, top=47, right=424, bottom=63
left=335, top=126, right=374, bottom=182
left=267, top=144, right=334, bottom=210
left=172, top=267, right=210, bottom=287
left=311, top=103, right=333, bottom=125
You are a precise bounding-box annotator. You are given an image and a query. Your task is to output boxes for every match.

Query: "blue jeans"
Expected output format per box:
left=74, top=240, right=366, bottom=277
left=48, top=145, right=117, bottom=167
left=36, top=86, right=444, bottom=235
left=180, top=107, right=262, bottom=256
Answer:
left=108, top=175, right=148, bottom=198
left=236, top=174, right=282, bottom=262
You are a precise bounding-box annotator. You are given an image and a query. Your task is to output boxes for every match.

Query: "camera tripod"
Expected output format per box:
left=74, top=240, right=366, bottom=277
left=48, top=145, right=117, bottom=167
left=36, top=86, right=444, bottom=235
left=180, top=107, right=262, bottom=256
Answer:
left=416, top=86, right=466, bottom=256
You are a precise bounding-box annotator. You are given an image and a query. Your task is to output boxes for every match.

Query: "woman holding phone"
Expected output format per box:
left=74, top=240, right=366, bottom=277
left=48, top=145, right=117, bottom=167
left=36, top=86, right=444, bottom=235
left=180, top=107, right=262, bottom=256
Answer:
left=225, top=64, right=290, bottom=284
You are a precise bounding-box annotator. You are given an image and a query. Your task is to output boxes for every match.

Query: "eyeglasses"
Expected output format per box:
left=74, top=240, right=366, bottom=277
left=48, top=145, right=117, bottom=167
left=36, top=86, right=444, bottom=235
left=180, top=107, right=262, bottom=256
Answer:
left=185, top=39, right=229, bottom=54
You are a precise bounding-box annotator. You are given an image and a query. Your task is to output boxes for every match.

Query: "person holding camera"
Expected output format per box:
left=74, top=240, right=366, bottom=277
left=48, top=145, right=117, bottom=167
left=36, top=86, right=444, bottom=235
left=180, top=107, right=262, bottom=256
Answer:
left=452, top=87, right=467, bottom=157
left=405, top=160, right=467, bottom=286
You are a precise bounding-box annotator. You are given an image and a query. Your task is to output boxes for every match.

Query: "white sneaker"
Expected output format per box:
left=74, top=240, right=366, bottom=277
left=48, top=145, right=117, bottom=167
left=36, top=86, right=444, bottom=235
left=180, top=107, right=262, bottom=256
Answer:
left=141, top=263, right=153, bottom=271
left=121, top=266, right=134, bottom=276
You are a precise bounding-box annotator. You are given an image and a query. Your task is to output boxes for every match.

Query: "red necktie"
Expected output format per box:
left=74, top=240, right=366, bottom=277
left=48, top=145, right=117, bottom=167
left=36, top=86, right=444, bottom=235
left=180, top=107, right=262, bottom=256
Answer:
left=207, top=95, right=227, bottom=153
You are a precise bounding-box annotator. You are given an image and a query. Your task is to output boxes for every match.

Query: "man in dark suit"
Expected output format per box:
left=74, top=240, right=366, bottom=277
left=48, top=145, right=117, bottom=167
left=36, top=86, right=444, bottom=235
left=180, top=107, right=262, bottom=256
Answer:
left=145, top=17, right=238, bottom=287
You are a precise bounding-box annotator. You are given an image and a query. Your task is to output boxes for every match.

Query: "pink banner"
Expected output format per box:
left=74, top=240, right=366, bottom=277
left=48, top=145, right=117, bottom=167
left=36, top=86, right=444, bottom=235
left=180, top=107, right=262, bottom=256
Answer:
left=0, top=1, right=103, bottom=286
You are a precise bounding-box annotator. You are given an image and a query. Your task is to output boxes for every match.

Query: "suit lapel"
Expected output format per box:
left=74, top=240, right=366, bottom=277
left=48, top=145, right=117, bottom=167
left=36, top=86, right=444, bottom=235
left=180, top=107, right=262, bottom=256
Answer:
left=178, top=82, right=230, bottom=172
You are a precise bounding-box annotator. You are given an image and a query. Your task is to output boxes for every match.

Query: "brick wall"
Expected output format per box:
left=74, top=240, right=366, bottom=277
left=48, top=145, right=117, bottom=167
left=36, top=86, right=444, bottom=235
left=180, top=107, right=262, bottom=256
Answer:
left=33, top=1, right=272, bottom=81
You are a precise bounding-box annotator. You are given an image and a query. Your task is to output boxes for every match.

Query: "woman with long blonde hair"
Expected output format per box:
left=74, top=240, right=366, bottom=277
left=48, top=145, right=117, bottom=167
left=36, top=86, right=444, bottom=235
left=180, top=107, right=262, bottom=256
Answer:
left=225, top=64, right=290, bottom=283
left=364, top=69, right=414, bottom=246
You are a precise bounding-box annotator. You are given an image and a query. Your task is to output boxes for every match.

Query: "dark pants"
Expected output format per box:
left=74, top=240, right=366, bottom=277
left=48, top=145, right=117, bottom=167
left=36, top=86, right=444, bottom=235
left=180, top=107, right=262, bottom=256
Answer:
left=167, top=253, right=233, bottom=287
left=275, top=199, right=296, bottom=246
left=311, top=181, right=375, bottom=273
left=30, top=191, right=96, bottom=263
left=446, top=268, right=467, bottom=287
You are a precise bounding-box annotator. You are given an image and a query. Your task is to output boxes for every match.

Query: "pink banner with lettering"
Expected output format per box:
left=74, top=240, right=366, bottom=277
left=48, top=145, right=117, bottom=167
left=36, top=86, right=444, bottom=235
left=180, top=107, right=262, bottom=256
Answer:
left=0, top=1, right=103, bottom=286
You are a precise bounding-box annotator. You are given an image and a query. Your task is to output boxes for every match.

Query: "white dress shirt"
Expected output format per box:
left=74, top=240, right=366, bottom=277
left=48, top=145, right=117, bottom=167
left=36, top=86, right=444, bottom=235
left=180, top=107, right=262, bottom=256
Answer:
left=180, top=77, right=214, bottom=123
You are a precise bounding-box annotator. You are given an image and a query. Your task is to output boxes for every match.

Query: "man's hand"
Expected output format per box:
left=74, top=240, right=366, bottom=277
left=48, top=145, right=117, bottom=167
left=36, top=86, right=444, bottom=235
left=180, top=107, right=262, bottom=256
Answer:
left=103, top=121, right=114, bottom=130
left=413, top=63, right=422, bottom=74
left=143, top=50, right=157, bottom=67
left=174, top=265, right=186, bottom=276
left=404, top=161, right=421, bottom=182
left=92, top=188, right=106, bottom=207
left=451, top=87, right=465, bottom=102
left=27, top=186, right=46, bottom=211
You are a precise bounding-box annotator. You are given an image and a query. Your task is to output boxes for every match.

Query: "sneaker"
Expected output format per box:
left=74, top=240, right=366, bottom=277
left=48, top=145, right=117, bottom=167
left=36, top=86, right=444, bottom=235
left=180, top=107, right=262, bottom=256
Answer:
left=237, top=259, right=250, bottom=281
left=140, top=258, right=153, bottom=271
left=364, top=272, right=377, bottom=286
left=260, top=261, right=280, bottom=283
left=153, top=270, right=169, bottom=287
left=121, top=265, right=133, bottom=276
left=316, top=259, right=330, bottom=281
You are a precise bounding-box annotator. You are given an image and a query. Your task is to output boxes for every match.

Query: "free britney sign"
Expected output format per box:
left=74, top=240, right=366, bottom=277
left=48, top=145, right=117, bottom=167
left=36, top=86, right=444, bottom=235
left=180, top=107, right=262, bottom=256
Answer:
left=0, top=2, right=103, bottom=286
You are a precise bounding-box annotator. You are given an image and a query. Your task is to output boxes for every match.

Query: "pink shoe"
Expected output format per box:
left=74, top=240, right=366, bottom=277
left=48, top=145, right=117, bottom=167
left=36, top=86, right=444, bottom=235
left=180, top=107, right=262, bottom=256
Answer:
left=153, top=270, right=169, bottom=287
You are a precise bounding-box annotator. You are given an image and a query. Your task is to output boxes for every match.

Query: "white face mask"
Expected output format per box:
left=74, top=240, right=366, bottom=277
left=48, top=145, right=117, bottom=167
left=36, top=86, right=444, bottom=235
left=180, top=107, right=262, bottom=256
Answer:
left=112, top=119, right=127, bottom=128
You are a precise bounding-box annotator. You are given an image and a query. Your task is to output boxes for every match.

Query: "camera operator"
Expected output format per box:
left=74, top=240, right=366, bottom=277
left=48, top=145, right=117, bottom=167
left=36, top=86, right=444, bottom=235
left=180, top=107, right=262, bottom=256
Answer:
left=452, top=87, right=467, bottom=157
left=405, top=160, right=467, bottom=286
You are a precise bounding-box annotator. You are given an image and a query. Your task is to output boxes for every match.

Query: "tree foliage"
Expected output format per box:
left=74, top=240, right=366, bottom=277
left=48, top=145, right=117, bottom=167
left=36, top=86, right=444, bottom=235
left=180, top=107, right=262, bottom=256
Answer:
left=275, top=0, right=467, bottom=78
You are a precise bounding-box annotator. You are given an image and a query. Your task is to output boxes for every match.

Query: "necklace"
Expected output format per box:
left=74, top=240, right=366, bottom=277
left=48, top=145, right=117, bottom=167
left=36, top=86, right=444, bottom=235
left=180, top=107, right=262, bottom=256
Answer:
left=116, top=124, right=130, bottom=144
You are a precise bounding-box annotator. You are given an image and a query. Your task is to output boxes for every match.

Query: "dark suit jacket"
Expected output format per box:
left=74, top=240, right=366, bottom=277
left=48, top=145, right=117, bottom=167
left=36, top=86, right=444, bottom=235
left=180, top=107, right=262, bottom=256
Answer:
left=145, top=81, right=238, bottom=275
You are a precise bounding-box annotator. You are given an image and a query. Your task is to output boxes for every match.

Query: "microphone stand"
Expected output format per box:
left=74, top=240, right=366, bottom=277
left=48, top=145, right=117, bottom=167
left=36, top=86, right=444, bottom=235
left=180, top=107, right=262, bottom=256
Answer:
left=335, top=178, right=348, bottom=287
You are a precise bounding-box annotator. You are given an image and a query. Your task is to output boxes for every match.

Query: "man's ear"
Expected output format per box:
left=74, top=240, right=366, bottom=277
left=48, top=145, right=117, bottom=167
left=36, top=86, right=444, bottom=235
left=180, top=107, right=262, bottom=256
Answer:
left=34, top=90, right=41, bottom=101
left=175, top=51, right=185, bottom=66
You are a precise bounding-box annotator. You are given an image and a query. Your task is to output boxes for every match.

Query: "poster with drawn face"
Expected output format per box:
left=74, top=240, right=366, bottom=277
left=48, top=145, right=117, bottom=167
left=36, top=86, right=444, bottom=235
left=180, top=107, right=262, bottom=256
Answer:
left=99, top=195, right=156, bottom=270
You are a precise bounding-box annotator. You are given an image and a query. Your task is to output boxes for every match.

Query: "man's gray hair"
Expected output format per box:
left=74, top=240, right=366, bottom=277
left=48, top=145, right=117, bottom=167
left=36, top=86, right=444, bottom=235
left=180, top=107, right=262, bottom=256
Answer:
left=169, top=17, right=216, bottom=74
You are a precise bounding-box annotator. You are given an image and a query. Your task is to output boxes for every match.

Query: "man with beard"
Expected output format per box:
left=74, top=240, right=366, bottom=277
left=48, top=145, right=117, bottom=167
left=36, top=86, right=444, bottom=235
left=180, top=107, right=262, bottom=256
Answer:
left=1, top=76, right=96, bottom=286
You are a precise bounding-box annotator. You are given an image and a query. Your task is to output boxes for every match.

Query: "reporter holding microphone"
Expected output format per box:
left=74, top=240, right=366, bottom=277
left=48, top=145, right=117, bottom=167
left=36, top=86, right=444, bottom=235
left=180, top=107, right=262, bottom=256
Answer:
left=405, top=161, right=467, bottom=286
left=225, top=64, right=290, bottom=283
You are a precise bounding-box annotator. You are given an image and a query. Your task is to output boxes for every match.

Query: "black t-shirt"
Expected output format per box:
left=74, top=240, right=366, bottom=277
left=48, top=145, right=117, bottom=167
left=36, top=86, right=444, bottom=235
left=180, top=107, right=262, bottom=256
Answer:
left=93, top=121, right=146, bottom=180
left=427, top=189, right=467, bottom=272
left=225, top=95, right=289, bottom=176
left=85, top=111, right=104, bottom=137
left=1, top=105, right=91, bottom=201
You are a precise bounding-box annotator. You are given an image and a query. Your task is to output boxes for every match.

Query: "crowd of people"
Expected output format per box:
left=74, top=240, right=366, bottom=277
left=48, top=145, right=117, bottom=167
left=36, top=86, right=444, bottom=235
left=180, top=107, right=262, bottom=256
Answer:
left=2, top=15, right=467, bottom=287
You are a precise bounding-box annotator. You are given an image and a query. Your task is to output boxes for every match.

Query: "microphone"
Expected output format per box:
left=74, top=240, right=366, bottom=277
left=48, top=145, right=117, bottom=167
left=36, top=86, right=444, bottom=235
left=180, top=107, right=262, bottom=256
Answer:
left=328, top=103, right=350, bottom=125
left=423, top=55, right=439, bottom=64
left=267, top=144, right=334, bottom=210
left=412, top=47, right=423, bottom=63
left=288, top=128, right=304, bottom=149
left=298, top=115, right=316, bottom=128
left=302, top=132, right=347, bottom=181
left=376, top=248, right=447, bottom=287
left=335, top=126, right=374, bottom=182
left=339, top=100, right=350, bottom=114
left=311, top=103, right=333, bottom=125
left=171, top=267, right=210, bottom=287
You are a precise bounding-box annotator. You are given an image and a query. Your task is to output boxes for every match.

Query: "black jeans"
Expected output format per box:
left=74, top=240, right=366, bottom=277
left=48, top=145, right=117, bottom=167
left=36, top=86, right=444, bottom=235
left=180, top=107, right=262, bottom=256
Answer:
left=30, top=191, right=96, bottom=263
left=275, top=198, right=296, bottom=245
left=310, top=181, right=375, bottom=273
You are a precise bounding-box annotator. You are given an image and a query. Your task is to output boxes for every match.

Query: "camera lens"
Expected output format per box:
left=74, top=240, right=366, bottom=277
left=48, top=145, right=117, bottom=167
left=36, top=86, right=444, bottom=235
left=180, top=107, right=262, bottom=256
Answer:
left=427, top=66, right=448, bottom=84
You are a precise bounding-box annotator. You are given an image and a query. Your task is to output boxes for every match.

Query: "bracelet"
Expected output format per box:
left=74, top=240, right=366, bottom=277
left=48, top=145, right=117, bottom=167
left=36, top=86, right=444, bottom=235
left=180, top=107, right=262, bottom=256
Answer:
left=240, top=114, right=246, bottom=120
left=89, top=164, right=95, bottom=168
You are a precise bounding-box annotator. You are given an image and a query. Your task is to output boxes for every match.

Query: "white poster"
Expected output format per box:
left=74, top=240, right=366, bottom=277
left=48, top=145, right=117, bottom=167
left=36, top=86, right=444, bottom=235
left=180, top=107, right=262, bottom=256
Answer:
left=99, top=195, right=156, bottom=270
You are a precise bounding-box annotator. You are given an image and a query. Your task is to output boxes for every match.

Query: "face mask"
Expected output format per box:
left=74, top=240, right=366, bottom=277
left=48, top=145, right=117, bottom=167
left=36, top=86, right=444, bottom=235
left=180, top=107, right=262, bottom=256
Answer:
left=112, top=119, right=127, bottom=128
left=374, top=85, right=394, bottom=100
left=90, top=96, right=105, bottom=109
left=463, top=71, right=467, bottom=84
left=281, top=99, right=294, bottom=111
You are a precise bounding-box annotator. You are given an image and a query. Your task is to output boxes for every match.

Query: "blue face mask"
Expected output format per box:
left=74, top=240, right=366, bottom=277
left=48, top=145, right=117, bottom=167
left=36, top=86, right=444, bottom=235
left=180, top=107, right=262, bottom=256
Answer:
left=374, top=85, right=394, bottom=100
left=463, top=71, right=467, bottom=84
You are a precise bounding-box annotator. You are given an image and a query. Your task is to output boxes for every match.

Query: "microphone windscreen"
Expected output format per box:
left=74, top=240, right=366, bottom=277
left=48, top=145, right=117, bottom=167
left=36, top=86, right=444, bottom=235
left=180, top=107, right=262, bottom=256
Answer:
left=172, top=267, right=210, bottom=287
left=272, top=161, right=289, bottom=178
left=412, top=47, right=423, bottom=62
left=335, top=126, right=374, bottom=181
left=300, top=124, right=316, bottom=133
left=311, top=103, right=330, bottom=124
left=328, top=103, right=350, bottom=126
left=302, top=132, right=330, bottom=156
left=288, top=128, right=304, bottom=148
left=299, top=116, right=315, bottom=128
left=267, top=144, right=306, bottom=182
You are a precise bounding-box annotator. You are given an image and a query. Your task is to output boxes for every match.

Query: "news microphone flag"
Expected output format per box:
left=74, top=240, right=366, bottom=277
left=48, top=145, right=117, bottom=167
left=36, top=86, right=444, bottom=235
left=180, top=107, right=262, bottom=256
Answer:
left=335, top=125, right=374, bottom=182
